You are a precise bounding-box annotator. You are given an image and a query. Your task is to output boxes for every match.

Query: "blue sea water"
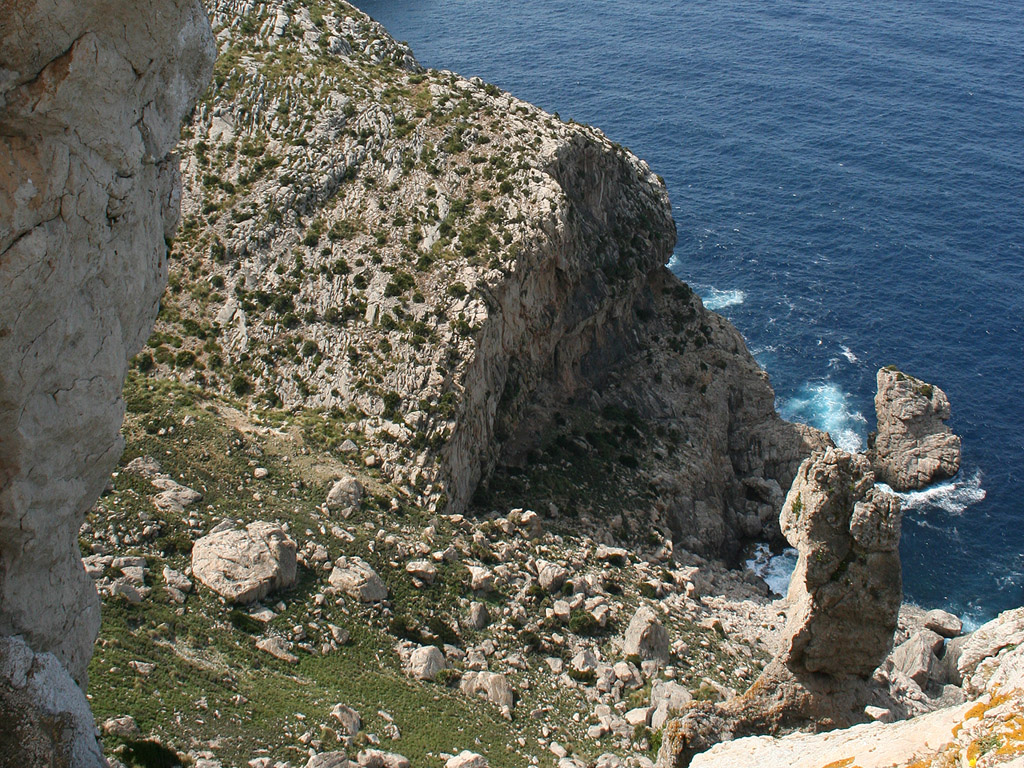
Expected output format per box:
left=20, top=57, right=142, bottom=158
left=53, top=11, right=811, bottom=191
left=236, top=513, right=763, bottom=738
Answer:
left=358, top=0, right=1024, bottom=628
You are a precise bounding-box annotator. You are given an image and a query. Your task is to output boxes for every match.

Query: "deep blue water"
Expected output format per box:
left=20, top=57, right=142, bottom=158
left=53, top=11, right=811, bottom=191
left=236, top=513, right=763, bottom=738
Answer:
left=358, top=0, right=1024, bottom=628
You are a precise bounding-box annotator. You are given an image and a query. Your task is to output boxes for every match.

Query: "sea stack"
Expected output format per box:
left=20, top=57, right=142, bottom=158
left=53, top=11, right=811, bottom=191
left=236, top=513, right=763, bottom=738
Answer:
left=868, top=367, right=961, bottom=491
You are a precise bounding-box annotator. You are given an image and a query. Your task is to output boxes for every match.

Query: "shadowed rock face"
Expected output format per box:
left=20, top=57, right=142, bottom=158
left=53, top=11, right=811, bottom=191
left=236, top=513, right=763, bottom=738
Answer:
left=1, top=0, right=213, bottom=762
left=868, top=367, right=961, bottom=491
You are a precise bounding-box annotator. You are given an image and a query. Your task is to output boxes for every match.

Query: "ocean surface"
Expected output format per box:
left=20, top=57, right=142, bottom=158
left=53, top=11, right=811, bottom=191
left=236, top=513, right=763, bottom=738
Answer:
left=358, top=0, right=1024, bottom=628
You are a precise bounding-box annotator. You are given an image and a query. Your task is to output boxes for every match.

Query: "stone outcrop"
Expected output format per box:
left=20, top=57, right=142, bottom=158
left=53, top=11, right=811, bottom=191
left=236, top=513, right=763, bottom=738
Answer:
left=776, top=448, right=902, bottom=678
left=868, top=367, right=961, bottom=491
left=192, top=522, right=298, bottom=604
left=0, top=0, right=214, bottom=686
left=682, top=608, right=1024, bottom=768
left=1, top=2, right=212, bottom=765
left=658, top=448, right=903, bottom=766
left=623, top=605, right=671, bottom=664
left=328, top=556, right=388, bottom=602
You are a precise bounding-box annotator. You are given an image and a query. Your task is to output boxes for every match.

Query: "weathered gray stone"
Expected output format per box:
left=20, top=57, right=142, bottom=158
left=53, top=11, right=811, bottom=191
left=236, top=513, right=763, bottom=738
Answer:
left=306, top=753, right=350, bottom=768
left=329, top=703, right=361, bottom=736
left=623, top=605, right=670, bottom=664
left=405, top=645, right=446, bottom=681
left=0, top=636, right=106, bottom=767
left=326, top=476, right=364, bottom=511
left=868, top=367, right=961, bottom=491
left=890, top=629, right=945, bottom=689
left=192, top=522, right=297, bottom=604
left=329, top=557, right=388, bottom=602
left=445, top=752, right=488, bottom=768
left=0, top=0, right=214, bottom=691
left=255, top=636, right=298, bottom=664
left=460, top=670, right=515, bottom=715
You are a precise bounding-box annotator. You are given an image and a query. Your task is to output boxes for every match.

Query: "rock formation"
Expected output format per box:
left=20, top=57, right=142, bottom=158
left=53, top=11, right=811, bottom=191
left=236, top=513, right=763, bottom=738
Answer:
left=683, top=608, right=1024, bottom=768
left=776, top=447, right=902, bottom=678
left=0, top=0, right=213, bottom=763
left=868, top=367, right=961, bottom=490
left=657, top=448, right=903, bottom=766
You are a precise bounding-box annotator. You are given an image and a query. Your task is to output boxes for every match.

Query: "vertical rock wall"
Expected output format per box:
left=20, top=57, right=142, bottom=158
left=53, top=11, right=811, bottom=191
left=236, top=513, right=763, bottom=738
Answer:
left=0, top=0, right=213, bottom=762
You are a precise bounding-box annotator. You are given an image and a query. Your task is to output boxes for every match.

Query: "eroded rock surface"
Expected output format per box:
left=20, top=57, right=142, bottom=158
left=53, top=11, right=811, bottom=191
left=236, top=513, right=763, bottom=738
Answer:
left=192, top=522, right=298, bottom=604
left=777, top=447, right=903, bottom=678
left=0, top=0, right=214, bottom=687
left=868, top=367, right=961, bottom=491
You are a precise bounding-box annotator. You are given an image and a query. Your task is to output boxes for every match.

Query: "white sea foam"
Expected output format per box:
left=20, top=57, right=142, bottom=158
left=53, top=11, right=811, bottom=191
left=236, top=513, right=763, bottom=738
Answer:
left=746, top=543, right=798, bottom=597
left=877, top=471, right=986, bottom=516
left=779, top=380, right=867, bottom=452
left=840, top=345, right=859, bottom=363
left=701, top=288, right=746, bottom=311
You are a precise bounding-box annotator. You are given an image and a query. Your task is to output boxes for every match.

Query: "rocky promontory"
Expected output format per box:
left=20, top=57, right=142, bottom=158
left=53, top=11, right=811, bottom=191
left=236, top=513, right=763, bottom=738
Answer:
left=868, top=367, right=961, bottom=491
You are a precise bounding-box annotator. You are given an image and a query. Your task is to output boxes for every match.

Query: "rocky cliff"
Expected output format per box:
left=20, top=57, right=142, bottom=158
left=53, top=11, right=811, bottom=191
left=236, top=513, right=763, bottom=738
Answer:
left=152, top=0, right=825, bottom=563
left=0, top=0, right=213, bottom=762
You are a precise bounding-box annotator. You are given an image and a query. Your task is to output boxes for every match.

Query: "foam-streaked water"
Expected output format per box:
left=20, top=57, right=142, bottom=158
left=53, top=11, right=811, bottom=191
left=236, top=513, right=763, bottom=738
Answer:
left=359, top=0, right=1024, bottom=623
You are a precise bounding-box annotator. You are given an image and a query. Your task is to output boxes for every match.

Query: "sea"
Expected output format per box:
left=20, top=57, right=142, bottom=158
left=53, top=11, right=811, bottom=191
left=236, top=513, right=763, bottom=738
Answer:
left=358, top=0, right=1024, bottom=629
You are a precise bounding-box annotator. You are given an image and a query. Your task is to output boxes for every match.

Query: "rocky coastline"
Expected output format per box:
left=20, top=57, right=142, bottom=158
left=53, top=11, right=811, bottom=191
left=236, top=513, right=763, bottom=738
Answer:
left=1, top=2, right=1015, bottom=768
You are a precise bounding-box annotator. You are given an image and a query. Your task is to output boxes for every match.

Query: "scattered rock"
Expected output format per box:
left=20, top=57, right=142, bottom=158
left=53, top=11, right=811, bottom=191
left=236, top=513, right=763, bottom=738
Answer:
left=329, top=557, right=388, bottom=602
left=460, top=671, right=515, bottom=715
left=890, top=629, right=945, bottom=689
left=868, top=367, right=961, bottom=491
left=329, top=704, right=361, bottom=736
left=102, top=714, right=141, bottom=739
left=466, top=566, right=494, bottom=592
left=623, top=605, right=670, bottom=663
left=356, top=750, right=410, bottom=768
left=536, top=560, right=568, bottom=592
left=306, top=753, right=350, bottom=768
left=152, top=477, right=203, bottom=513
left=405, top=645, right=446, bottom=681
left=467, top=602, right=490, bottom=630
left=192, top=522, right=297, bottom=604
left=445, top=752, right=487, bottom=768
left=255, top=636, right=298, bottom=664
left=405, top=560, right=437, bottom=586
left=326, top=476, right=364, bottom=511
left=923, top=609, right=962, bottom=638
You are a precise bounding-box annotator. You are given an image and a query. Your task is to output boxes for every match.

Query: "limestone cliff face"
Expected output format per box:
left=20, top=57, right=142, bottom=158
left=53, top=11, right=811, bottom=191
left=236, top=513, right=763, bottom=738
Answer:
left=152, top=0, right=825, bottom=560
left=0, top=0, right=214, bottom=758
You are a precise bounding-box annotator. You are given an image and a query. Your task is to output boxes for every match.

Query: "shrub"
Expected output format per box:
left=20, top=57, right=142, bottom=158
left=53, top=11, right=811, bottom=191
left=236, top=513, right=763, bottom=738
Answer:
left=568, top=608, right=599, bottom=636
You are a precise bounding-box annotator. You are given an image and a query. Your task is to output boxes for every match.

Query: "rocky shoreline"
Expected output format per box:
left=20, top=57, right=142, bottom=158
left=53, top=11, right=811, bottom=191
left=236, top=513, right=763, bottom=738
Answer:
left=1, top=2, right=1016, bottom=768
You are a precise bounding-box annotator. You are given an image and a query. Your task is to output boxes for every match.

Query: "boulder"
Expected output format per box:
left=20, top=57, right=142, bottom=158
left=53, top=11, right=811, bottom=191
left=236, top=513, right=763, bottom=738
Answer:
left=255, top=636, right=298, bottom=664
left=405, top=645, right=445, bottom=681
left=536, top=560, right=568, bottom=592
left=151, top=477, right=203, bottom=513
left=329, top=557, right=388, bottom=602
left=191, top=522, right=297, bottom=604
left=326, top=476, right=364, bottom=511
left=868, top=367, right=961, bottom=491
left=623, top=605, right=670, bottom=663
left=923, top=609, right=962, bottom=638
left=445, top=752, right=487, bottom=768
left=306, top=753, right=350, bottom=768
left=460, top=670, right=515, bottom=714
left=466, top=566, right=494, bottom=592
left=329, top=703, right=361, bottom=736
left=778, top=447, right=902, bottom=678
left=405, top=560, right=437, bottom=586
left=356, top=750, right=410, bottom=768
left=467, top=602, right=490, bottom=631
left=889, top=629, right=945, bottom=688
